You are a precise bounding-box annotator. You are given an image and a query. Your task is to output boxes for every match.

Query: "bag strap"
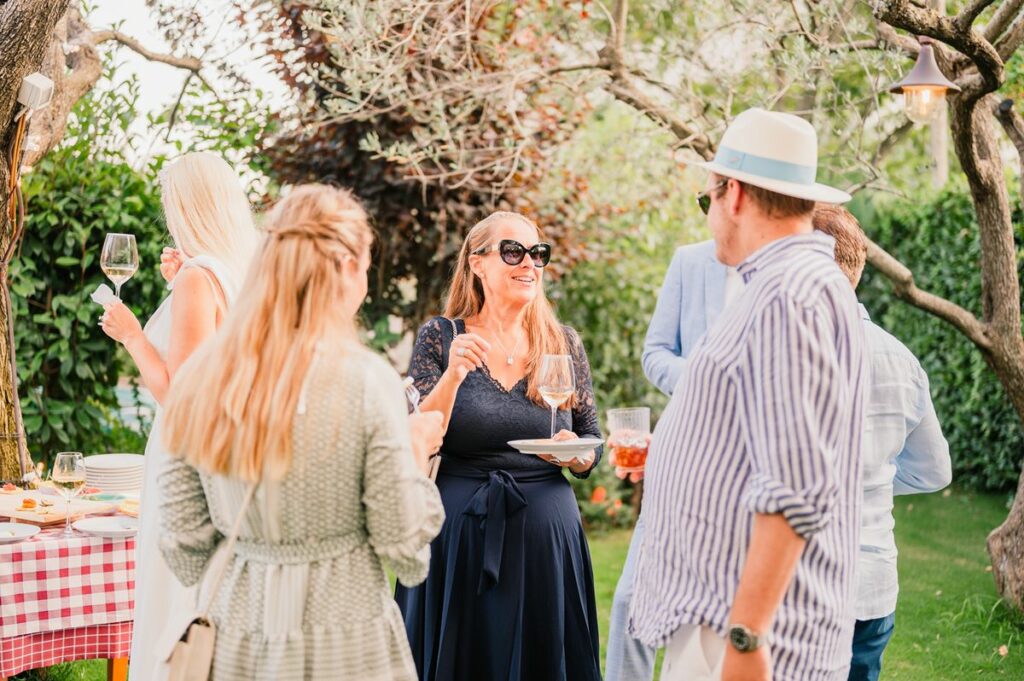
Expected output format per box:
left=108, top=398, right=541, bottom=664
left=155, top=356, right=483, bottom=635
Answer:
left=198, top=482, right=257, bottom=619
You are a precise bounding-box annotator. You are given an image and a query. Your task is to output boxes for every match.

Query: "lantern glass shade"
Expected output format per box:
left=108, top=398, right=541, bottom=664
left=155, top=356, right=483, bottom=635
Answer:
left=889, top=41, right=960, bottom=124
left=902, top=85, right=946, bottom=124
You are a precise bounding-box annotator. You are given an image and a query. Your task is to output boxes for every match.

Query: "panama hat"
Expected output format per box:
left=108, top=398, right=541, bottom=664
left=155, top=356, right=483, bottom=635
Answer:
left=692, top=108, right=851, bottom=204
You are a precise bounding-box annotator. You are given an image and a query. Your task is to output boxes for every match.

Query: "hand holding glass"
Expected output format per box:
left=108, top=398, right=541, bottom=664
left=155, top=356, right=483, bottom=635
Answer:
left=101, top=233, right=139, bottom=300
left=607, top=407, right=650, bottom=473
left=538, top=354, right=575, bottom=438
left=50, top=452, right=86, bottom=537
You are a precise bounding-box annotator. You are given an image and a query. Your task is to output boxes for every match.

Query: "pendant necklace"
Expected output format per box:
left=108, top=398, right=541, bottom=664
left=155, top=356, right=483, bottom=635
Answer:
left=491, top=321, right=522, bottom=366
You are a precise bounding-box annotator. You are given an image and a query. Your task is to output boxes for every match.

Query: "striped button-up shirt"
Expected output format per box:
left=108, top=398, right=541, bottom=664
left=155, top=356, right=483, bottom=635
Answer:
left=629, top=233, right=867, bottom=681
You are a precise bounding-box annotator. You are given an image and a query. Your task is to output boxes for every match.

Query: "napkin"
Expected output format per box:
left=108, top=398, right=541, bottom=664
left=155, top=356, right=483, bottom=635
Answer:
left=90, top=283, right=118, bottom=306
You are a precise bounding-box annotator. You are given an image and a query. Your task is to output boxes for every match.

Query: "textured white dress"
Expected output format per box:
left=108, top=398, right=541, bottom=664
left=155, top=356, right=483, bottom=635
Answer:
left=128, top=256, right=238, bottom=681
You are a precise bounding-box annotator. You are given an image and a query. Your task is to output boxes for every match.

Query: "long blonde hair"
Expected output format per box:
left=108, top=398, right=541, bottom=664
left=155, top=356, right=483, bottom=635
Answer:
left=445, top=211, right=575, bottom=408
left=162, top=184, right=374, bottom=482
left=160, top=152, right=260, bottom=287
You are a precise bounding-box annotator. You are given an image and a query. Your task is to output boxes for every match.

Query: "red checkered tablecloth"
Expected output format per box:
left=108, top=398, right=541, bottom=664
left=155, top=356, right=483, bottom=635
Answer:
left=0, top=622, right=132, bottom=676
left=0, top=524, right=135, bottom=676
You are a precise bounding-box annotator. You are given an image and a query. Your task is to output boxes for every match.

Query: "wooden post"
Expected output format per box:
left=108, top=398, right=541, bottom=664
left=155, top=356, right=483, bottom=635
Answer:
left=107, top=657, right=129, bottom=681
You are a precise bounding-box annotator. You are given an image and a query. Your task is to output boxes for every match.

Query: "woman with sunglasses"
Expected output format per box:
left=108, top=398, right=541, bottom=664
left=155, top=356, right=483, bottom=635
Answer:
left=396, top=211, right=603, bottom=681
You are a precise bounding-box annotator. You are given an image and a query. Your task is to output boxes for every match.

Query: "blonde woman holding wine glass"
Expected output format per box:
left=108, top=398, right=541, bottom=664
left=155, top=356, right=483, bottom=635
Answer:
left=98, top=151, right=260, bottom=681
left=396, top=211, right=604, bottom=681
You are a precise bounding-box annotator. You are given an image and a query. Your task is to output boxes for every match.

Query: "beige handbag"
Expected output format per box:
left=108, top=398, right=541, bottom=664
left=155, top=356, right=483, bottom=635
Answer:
left=166, top=483, right=257, bottom=681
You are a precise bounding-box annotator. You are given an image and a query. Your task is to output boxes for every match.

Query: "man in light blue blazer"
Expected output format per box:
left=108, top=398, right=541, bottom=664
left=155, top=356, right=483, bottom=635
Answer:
left=641, top=239, right=740, bottom=396
left=606, top=238, right=741, bottom=681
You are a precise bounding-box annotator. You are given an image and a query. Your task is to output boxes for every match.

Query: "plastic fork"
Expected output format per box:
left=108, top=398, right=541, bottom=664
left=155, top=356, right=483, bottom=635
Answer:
left=402, top=376, right=421, bottom=413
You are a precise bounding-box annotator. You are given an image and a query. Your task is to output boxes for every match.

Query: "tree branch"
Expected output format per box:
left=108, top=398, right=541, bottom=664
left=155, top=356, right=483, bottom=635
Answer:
left=92, top=29, right=201, bottom=72
left=957, top=0, right=998, bottom=31
left=875, top=0, right=1003, bottom=101
left=866, top=238, right=992, bottom=350
left=822, top=38, right=885, bottom=52
left=994, top=12, right=1024, bottom=60
left=875, top=19, right=923, bottom=56
left=982, top=0, right=1024, bottom=42
left=994, top=98, right=1024, bottom=200
left=598, top=0, right=715, bottom=160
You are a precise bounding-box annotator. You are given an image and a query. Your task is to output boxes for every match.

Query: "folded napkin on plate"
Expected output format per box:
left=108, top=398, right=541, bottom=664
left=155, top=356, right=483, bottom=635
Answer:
left=90, top=283, right=118, bottom=306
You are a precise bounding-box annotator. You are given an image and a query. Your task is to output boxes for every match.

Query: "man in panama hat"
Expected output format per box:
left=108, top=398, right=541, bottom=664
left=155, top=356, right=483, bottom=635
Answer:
left=628, top=108, right=868, bottom=681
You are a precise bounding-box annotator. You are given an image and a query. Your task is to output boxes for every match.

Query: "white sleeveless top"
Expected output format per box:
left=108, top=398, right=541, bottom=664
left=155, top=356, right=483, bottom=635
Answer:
left=128, top=253, right=241, bottom=681
left=143, top=255, right=240, bottom=358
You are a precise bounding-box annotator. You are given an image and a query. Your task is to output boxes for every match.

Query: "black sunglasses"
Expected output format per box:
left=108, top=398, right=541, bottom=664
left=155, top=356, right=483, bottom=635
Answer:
left=696, top=179, right=730, bottom=215
left=473, top=239, right=552, bottom=267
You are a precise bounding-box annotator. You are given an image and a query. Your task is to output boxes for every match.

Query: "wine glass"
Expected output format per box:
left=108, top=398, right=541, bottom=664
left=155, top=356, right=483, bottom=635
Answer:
left=50, top=452, right=86, bottom=537
left=101, top=233, right=139, bottom=300
left=538, top=354, right=575, bottom=439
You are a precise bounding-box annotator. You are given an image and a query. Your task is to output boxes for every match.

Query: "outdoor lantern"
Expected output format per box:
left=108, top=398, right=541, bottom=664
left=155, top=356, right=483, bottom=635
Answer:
left=889, top=36, right=960, bottom=124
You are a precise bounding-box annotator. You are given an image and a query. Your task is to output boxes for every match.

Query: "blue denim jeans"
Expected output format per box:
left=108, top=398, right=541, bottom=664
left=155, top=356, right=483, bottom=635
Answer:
left=605, top=517, right=656, bottom=681
left=848, top=612, right=896, bottom=681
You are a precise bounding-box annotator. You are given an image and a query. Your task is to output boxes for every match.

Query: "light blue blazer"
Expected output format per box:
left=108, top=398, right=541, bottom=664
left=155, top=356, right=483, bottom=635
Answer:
left=642, top=239, right=729, bottom=396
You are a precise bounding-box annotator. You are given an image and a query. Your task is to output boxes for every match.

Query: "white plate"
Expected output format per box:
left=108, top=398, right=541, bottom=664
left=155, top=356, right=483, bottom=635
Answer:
left=84, top=454, right=145, bottom=470
left=508, top=438, right=604, bottom=462
left=0, top=522, right=40, bottom=543
left=72, top=516, right=139, bottom=538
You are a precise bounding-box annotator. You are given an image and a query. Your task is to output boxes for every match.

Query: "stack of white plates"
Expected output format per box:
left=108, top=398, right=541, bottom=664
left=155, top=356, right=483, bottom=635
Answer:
left=84, top=454, right=145, bottom=493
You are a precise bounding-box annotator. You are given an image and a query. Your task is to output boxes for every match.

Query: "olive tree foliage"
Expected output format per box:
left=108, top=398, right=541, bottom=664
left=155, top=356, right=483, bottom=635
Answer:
left=300, top=1, right=915, bottom=194
left=297, top=0, right=1024, bottom=609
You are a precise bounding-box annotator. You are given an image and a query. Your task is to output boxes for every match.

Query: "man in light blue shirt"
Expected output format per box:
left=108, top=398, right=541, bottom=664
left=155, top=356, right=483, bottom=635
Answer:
left=606, top=241, right=743, bottom=681
left=814, top=205, right=952, bottom=681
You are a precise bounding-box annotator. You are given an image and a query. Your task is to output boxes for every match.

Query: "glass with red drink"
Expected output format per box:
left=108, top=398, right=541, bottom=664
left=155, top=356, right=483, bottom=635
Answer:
left=607, top=407, right=650, bottom=473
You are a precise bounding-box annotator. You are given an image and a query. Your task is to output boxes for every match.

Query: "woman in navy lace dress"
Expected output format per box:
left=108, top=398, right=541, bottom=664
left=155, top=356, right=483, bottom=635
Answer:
left=396, top=211, right=603, bottom=681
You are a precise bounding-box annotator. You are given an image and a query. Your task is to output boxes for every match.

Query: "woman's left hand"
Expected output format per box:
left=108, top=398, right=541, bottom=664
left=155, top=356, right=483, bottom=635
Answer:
left=100, top=302, right=143, bottom=345
left=538, top=429, right=595, bottom=475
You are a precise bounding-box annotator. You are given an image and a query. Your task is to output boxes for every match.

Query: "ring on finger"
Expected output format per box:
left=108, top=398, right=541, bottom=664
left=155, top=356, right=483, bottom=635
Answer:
left=457, top=347, right=467, bottom=358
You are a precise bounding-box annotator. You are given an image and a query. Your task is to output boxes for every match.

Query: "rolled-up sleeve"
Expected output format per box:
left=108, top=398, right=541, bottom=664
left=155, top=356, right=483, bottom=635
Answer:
left=740, top=295, right=846, bottom=539
left=361, top=363, right=445, bottom=586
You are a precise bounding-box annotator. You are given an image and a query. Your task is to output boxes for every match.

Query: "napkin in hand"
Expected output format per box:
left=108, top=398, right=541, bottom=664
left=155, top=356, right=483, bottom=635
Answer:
left=90, top=283, right=118, bottom=306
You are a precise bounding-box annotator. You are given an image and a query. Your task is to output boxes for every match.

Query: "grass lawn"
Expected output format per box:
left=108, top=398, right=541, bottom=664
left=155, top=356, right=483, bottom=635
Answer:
left=17, top=489, right=1024, bottom=680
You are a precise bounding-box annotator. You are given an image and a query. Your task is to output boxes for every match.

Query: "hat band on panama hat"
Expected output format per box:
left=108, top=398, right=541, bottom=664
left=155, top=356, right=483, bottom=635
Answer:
left=714, top=145, right=817, bottom=186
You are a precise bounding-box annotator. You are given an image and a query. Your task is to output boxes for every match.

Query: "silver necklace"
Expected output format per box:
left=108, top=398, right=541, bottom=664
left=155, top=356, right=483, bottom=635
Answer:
left=490, top=321, right=522, bottom=366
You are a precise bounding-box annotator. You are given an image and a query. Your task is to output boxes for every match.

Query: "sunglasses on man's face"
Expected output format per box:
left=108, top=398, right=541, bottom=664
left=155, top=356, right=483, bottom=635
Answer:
left=696, top=179, right=730, bottom=215
left=473, top=239, right=552, bottom=268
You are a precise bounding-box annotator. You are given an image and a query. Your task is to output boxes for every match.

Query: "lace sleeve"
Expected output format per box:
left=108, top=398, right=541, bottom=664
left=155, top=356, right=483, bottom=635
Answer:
left=408, top=317, right=446, bottom=397
left=566, top=326, right=603, bottom=479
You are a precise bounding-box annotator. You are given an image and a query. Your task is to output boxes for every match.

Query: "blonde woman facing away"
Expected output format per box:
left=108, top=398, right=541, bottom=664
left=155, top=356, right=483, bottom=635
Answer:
left=158, top=184, right=446, bottom=681
left=98, top=151, right=259, bottom=681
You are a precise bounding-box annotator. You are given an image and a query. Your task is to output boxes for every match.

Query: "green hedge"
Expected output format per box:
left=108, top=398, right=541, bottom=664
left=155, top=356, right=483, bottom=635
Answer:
left=14, top=76, right=165, bottom=463
left=857, top=190, right=1024, bottom=492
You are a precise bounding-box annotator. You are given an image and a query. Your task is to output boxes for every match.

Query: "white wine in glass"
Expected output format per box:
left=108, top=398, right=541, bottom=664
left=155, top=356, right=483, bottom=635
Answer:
left=51, top=452, right=86, bottom=537
left=538, top=354, right=575, bottom=438
left=101, top=233, right=139, bottom=300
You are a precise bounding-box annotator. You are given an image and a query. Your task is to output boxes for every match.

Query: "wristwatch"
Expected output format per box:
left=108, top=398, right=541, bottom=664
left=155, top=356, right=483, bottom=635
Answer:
left=727, top=623, right=770, bottom=652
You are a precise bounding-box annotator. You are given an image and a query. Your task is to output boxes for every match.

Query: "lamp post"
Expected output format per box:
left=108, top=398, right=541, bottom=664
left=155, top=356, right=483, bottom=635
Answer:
left=889, top=36, right=960, bottom=125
